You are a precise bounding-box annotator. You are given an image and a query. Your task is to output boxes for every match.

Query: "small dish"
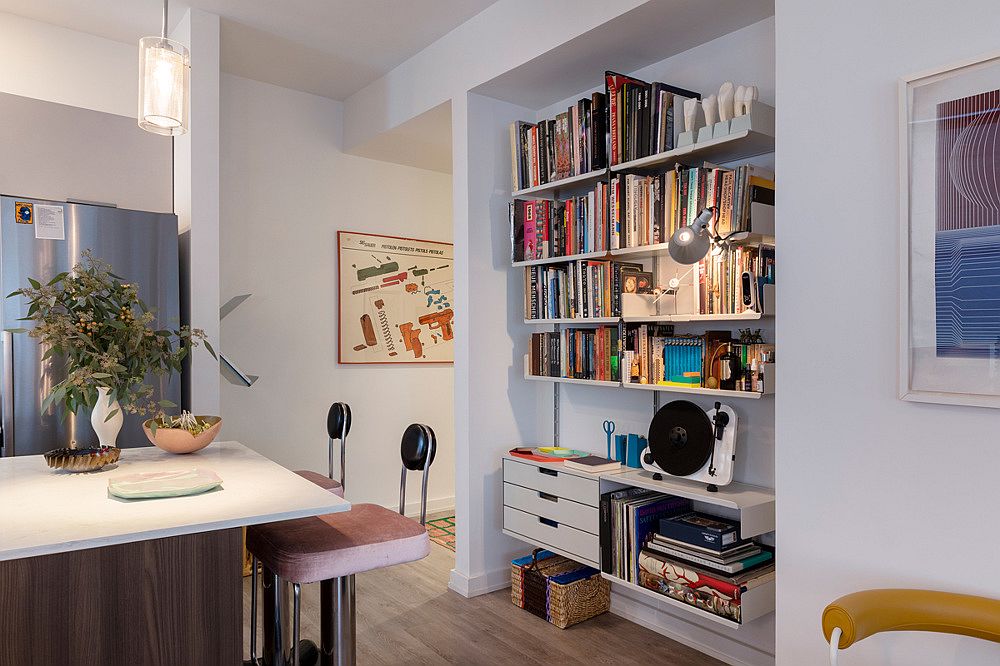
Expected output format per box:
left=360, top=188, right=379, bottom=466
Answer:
left=44, top=446, right=120, bottom=471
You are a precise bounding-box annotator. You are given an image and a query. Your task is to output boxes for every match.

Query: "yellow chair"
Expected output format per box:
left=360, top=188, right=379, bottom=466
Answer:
left=822, top=589, right=1000, bottom=665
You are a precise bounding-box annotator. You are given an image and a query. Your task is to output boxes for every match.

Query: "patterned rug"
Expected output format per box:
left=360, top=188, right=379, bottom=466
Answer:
left=426, top=515, right=456, bottom=551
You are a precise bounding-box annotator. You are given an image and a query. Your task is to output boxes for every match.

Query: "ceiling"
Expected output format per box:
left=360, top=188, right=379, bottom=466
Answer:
left=0, top=0, right=498, bottom=100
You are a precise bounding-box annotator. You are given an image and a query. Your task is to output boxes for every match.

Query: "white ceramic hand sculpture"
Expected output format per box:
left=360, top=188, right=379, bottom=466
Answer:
left=734, top=85, right=747, bottom=116
left=702, top=95, right=717, bottom=127
left=683, top=98, right=699, bottom=132
left=740, top=85, right=759, bottom=115
left=718, top=82, right=734, bottom=122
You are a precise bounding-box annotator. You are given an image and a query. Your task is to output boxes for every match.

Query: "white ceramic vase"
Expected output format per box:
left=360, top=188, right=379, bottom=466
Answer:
left=91, top=387, right=123, bottom=448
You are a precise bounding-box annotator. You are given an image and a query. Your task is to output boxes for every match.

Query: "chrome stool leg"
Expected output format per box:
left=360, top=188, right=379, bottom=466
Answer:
left=244, top=556, right=259, bottom=666
left=262, top=569, right=293, bottom=666
left=292, top=583, right=302, bottom=666
left=320, top=574, right=356, bottom=666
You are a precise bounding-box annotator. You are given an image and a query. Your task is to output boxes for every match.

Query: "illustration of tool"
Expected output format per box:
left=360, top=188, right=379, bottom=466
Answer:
left=399, top=322, right=423, bottom=359
left=381, top=271, right=407, bottom=287
left=359, top=314, right=377, bottom=347
left=603, top=420, right=616, bottom=460
left=418, top=308, right=453, bottom=341
left=356, top=259, right=399, bottom=281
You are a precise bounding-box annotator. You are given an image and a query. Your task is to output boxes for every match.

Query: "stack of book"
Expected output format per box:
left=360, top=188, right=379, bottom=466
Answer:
left=509, top=182, right=610, bottom=262
left=528, top=327, right=621, bottom=382
left=638, top=511, right=774, bottom=623
left=524, top=260, right=641, bottom=320
left=697, top=243, right=775, bottom=315
left=609, top=173, right=670, bottom=248
left=509, top=93, right=607, bottom=192
left=605, top=71, right=698, bottom=166
left=599, top=489, right=691, bottom=583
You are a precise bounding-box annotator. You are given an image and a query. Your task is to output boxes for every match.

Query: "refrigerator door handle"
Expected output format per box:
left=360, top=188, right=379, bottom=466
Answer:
left=1, top=331, right=11, bottom=456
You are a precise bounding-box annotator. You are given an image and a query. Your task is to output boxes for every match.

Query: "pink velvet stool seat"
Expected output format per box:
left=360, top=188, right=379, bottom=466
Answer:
left=247, top=504, right=429, bottom=584
left=293, top=470, right=345, bottom=498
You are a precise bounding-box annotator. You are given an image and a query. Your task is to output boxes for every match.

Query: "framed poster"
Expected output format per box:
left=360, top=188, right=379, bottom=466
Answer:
left=899, top=52, right=1000, bottom=407
left=337, top=231, right=454, bottom=364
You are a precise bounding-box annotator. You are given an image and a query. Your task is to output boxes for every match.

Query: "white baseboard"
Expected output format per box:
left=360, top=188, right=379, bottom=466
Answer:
left=401, top=495, right=454, bottom=520
left=448, top=566, right=510, bottom=598
left=611, top=588, right=775, bottom=666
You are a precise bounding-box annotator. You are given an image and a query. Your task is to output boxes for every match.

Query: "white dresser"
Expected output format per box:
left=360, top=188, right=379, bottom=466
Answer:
left=501, top=455, right=602, bottom=568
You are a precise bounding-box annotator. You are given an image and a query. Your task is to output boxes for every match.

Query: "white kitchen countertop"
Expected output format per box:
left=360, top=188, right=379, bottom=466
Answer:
left=0, top=440, right=350, bottom=561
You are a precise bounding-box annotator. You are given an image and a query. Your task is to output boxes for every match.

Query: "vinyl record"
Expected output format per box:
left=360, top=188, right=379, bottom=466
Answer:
left=647, top=400, right=713, bottom=476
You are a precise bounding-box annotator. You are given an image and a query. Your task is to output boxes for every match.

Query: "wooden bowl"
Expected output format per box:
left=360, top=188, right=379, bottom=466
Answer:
left=142, top=416, right=222, bottom=454
left=44, top=446, right=120, bottom=471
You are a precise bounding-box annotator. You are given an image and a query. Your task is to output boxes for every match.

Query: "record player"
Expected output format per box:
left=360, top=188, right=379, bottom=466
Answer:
left=641, top=400, right=737, bottom=491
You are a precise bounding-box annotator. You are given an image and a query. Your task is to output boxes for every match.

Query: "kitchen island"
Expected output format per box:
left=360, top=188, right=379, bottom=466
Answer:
left=0, top=441, right=349, bottom=665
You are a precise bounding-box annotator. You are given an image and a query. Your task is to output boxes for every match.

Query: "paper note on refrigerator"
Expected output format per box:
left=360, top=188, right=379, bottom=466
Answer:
left=34, top=204, right=65, bottom=240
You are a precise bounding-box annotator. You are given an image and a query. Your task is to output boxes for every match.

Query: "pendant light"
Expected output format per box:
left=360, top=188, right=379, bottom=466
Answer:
left=138, top=0, right=190, bottom=136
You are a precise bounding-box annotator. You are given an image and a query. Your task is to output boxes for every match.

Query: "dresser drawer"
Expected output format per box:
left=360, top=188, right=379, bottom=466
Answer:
left=503, top=482, right=599, bottom=534
left=503, top=506, right=599, bottom=566
left=502, top=459, right=599, bottom=507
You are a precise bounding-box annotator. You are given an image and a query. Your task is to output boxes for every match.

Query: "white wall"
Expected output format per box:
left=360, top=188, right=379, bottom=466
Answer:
left=776, top=1, right=1000, bottom=664
left=219, top=74, right=455, bottom=513
left=0, top=11, right=135, bottom=117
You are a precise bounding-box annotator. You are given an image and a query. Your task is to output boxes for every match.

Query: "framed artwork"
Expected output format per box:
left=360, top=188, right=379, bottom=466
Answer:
left=337, top=231, right=454, bottom=364
left=899, top=52, right=1000, bottom=407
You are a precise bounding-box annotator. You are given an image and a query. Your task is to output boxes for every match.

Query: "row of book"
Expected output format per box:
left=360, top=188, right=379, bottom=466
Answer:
left=606, top=71, right=698, bottom=166
left=600, top=488, right=774, bottom=623
left=510, top=182, right=610, bottom=262
left=523, top=260, right=640, bottom=320
left=622, top=327, right=775, bottom=392
left=528, top=328, right=621, bottom=382
left=509, top=93, right=608, bottom=192
left=696, top=243, right=775, bottom=315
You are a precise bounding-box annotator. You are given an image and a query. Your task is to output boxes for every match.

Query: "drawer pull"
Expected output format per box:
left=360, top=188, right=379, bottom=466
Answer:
left=538, top=492, right=558, bottom=502
left=539, top=517, right=559, bottom=528
left=538, top=468, right=558, bottom=477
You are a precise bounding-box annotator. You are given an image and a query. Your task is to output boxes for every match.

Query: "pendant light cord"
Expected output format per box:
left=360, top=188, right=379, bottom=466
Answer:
left=161, top=0, right=168, bottom=40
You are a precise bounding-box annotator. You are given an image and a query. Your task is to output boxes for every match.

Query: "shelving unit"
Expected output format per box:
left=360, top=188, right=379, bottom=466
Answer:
left=512, top=168, right=607, bottom=198
left=524, top=317, right=618, bottom=325
left=623, top=311, right=768, bottom=323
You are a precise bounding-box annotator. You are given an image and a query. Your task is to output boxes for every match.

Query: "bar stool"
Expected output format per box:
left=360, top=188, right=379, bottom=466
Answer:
left=294, top=402, right=351, bottom=497
left=247, top=423, right=436, bottom=666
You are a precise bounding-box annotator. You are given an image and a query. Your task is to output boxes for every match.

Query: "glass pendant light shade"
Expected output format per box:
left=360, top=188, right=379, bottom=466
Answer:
left=138, top=36, right=189, bottom=136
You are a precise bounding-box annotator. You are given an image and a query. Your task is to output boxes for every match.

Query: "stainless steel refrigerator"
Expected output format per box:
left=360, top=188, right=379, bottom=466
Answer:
left=0, top=196, right=180, bottom=456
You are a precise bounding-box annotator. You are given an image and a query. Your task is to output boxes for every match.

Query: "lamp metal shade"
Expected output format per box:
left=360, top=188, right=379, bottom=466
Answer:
left=138, top=36, right=189, bottom=136
left=668, top=224, right=711, bottom=264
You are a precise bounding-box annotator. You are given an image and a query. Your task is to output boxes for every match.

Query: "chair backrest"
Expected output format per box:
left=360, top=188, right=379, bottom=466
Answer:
left=326, top=402, right=351, bottom=488
left=398, top=424, right=436, bottom=525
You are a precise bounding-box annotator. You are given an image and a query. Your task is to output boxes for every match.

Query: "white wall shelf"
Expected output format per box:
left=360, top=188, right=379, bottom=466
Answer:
left=524, top=317, right=619, bottom=325
left=600, top=572, right=775, bottom=628
left=512, top=168, right=607, bottom=198
left=612, top=130, right=774, bottom=173
left=513, top=249, right=610, bottom=268
left=621, top=382, right=770, bottom=399
left=524, top=373, right=620, bottom=388
left=623, top=312, right=768, bottom=323
left=603, top=469, right=775, bottom=539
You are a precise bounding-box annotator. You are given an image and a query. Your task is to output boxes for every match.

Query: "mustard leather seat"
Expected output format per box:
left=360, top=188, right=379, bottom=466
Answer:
left=822, top=589, right=1000, bottom=665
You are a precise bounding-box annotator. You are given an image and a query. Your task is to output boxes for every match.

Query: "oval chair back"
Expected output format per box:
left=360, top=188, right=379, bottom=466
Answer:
left=326, top=402, right=351, bottom=491
left=399, top=423, right=436, bottom=525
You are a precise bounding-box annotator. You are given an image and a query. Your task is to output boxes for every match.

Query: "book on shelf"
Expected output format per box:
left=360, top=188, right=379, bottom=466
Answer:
left=524, top=259, right=641, bottom=319
left=605, top=71, right=699, bottom=166
left=529, top=327, right=620, bottom=382
left=562, top=455, right=622, bottom=473
left=657, top=511, right=745, bottom=553
left=509, top=183, right=610, bottom=263
left=598, top=488, right=691, bottom=582
left=509, top=92, right=608, bottom=192
left=638, top=549, right=775, bottom=623
left=645, top=539, right=773, bottom=575
left=621, top=326, right=774, bottom=392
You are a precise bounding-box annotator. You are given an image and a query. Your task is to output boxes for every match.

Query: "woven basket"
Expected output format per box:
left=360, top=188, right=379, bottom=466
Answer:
left=511, top=549, right=610, bottom=629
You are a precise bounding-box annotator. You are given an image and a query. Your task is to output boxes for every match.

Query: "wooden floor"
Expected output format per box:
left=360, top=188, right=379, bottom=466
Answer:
left=242, top=540, right=723, bottom=665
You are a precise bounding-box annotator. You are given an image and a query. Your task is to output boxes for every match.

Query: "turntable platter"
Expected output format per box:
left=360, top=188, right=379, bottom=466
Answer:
left=647, top=400, right=713, bottom=476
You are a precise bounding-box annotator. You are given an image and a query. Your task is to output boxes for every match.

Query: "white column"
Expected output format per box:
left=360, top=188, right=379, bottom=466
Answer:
left=171, top=9, right=221, bottom=415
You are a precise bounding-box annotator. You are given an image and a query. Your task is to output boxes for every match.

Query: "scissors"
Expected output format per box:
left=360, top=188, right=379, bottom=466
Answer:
left=603, top=420, right=616, bottom=460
